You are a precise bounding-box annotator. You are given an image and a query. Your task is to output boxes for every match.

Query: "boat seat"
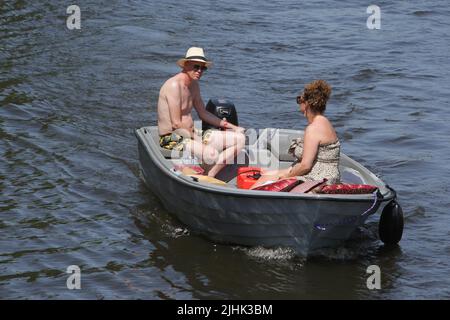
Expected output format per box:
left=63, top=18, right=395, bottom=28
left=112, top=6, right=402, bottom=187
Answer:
left=260, top=128, right=298, bottom=162
left=340, top=167, right=366, bottom=184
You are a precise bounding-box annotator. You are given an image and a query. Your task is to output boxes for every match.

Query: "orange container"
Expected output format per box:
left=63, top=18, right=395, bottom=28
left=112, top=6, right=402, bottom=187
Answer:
left=237, top=167, right=261, bottom=189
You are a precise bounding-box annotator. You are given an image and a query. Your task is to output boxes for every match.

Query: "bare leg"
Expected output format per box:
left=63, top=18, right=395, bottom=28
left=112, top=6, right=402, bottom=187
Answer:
left=205, top=131, right=245, bottom=177
left=184, top=140, right=219, bottom=167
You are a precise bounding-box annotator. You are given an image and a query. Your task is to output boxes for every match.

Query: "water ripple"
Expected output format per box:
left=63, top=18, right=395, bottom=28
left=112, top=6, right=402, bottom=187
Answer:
left=1, top=0, right=449, bottom=299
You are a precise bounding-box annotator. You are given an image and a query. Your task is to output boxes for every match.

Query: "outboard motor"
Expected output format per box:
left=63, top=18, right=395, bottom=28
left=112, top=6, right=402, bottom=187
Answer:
left=202, top=98, right=238, bottom=132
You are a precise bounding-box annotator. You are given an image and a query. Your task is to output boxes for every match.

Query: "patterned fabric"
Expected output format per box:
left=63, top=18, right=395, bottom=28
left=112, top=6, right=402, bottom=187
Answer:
left=201, top=129, right=214, bottom=145
left=159, top=132, right=188, bottom=151
left=159, top=129, right=215, bottom=151
left=319, top=184, right=378, bottom=194
left=288, top=137, right=341, bottom=184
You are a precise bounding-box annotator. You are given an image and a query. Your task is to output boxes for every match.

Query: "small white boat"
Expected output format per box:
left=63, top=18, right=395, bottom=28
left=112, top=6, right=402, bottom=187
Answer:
left=135, top=126, right=403, bottom=256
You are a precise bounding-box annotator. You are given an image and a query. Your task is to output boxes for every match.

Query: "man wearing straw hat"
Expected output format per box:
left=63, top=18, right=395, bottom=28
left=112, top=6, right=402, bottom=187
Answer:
left=157, top=47, right=246, bottom=177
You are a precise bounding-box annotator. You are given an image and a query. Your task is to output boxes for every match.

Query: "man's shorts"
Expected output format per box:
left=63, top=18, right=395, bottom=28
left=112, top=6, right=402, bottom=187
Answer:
left=159, top=129, right=215, bottom=151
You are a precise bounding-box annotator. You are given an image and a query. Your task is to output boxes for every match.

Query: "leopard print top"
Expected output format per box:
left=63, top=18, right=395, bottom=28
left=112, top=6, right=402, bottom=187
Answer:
left=288, top=137, right=341, bottom=184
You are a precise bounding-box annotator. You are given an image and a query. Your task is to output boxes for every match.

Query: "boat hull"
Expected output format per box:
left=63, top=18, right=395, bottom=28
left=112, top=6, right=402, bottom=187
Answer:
left=136, top=127, right=388, bottom=256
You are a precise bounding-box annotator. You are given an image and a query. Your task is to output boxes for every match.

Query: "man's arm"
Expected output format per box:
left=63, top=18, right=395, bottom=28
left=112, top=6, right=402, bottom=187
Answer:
left=166, top=81, right=183, bottom=130
left=192, top=84, right=244, bottom=132
left=192, top=87, right=223, bottom=127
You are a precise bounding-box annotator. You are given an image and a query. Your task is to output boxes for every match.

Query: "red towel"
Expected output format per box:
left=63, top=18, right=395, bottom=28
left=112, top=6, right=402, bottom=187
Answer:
left=253, top=178, right=300, bottom=192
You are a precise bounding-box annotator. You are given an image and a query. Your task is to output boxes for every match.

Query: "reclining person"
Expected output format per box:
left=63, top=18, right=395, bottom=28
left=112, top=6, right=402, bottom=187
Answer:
left=157, top=47, right=245, bottom=177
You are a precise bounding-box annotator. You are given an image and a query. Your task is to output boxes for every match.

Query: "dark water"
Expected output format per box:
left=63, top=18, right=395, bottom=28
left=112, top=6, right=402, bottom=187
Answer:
left=1, top=0, right=450, bottom=299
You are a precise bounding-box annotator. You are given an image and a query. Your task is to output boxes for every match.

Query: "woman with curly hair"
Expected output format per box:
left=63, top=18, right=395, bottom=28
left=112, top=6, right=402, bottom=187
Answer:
left=252, top=80, right=341, bottom=188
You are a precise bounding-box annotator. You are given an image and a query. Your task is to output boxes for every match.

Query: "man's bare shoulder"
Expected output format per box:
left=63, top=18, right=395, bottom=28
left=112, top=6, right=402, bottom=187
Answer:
left=160, top=74, right=182, bottom=94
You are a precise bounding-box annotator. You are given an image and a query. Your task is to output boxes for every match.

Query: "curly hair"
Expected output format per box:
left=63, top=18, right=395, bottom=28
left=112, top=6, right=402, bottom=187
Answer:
left=301, top=80, right=332, bottom=114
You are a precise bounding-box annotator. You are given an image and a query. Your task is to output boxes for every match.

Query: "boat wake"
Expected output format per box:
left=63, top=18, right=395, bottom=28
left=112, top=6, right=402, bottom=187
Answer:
left=237, top=246, right=298, bottom=261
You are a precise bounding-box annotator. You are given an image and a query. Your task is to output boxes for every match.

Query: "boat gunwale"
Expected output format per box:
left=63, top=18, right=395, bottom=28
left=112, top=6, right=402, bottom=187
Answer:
left=135, top=127, right=395, bottom=203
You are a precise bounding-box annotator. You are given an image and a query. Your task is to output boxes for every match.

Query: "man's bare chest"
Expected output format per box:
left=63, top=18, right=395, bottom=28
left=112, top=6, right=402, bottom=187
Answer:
left=180, top=86, right=194, bottom=112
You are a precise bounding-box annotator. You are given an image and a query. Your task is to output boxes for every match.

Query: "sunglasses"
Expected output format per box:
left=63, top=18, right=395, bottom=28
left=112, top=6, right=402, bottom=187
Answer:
left=193, top=64, right=208, bottom=72
left=296, top=95, right=304, bottom=104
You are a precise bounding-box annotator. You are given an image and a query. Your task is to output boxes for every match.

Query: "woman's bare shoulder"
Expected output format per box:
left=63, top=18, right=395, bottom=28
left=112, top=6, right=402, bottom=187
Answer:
left=303, top=125, right=321, bottom=143
left=312, top=116, right=338, bottom=144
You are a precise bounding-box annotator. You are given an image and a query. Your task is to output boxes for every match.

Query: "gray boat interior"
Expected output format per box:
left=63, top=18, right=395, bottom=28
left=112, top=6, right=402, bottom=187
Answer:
left=140, top=126, right=389, bottom=196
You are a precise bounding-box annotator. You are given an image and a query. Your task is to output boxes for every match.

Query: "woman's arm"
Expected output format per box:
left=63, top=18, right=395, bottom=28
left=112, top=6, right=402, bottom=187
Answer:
left=284, top=126, right=320, bottom=178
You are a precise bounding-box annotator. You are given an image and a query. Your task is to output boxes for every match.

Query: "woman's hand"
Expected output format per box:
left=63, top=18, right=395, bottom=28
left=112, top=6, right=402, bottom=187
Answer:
left=277, top=168, right=291, bottom=179
left=260, top=168, right=278, bottom=175
left=261, top=168, right=291, bottom=179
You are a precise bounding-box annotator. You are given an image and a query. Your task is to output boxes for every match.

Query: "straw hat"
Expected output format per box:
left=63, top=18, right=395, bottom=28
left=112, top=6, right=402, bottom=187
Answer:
left=176, top=47, right=212, bottom=68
